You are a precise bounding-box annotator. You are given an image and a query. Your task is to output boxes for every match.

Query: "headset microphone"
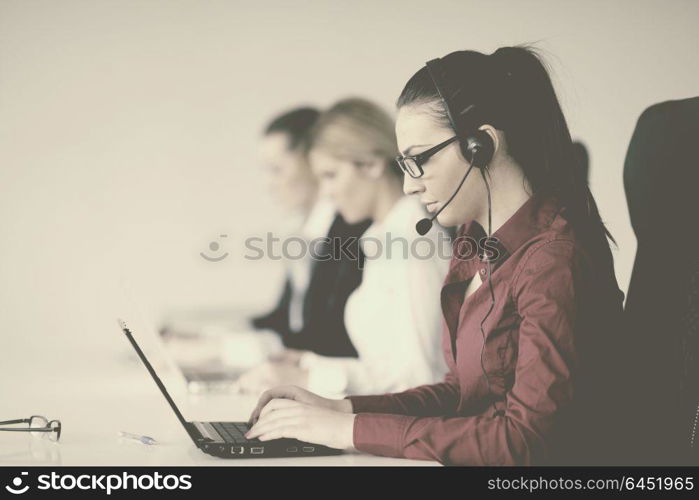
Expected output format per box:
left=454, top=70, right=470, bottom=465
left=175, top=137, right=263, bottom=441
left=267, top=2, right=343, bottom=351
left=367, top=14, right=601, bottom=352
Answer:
left=415, top=162, right=476, bottom=235
left=414, top=218, right=433, bottom=236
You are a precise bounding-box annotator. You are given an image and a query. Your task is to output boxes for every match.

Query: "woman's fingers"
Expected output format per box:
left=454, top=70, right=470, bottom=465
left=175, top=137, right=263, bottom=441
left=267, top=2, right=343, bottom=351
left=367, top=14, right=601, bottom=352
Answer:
left=247, top=385, right=302, bottom=425
left=255, top=424, right=298, bottom=442
left=246, top=410, right=305, bottom=440
left=258, top=398, right=301, bottom=420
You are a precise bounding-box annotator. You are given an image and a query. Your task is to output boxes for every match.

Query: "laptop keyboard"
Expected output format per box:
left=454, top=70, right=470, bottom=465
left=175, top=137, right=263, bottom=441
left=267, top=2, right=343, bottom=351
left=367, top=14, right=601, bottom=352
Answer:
left=210, top=422, right=257, bottom=444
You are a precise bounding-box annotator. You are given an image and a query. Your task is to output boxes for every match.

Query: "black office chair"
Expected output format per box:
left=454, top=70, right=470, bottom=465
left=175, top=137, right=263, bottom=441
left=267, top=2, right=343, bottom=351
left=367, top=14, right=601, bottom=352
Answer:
left=683, top=255, right=699, bottom=463
left=623, top=97, right=699, bottom=465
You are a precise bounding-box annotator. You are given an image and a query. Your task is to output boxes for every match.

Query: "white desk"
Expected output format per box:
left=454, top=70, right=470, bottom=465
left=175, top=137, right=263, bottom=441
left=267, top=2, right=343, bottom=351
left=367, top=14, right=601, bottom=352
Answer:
left=0, top=349, right=436, bottom=466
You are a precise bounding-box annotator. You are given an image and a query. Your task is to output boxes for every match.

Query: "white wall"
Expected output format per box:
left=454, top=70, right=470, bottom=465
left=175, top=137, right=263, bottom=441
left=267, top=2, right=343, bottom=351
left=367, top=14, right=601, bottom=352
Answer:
left=1, top=0, right=697, bottom=368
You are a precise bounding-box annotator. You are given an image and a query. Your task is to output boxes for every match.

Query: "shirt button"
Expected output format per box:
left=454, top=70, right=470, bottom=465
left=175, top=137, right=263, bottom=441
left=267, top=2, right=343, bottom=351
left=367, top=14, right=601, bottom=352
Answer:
left=480, top=268, right=486, bottom=275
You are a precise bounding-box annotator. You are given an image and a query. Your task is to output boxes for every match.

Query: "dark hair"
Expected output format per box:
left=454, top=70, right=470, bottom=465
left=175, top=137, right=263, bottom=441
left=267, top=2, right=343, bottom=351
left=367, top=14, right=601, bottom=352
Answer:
left=264, top=107, right=320, bottom=151
left=397, top=46, right=615, bottom=249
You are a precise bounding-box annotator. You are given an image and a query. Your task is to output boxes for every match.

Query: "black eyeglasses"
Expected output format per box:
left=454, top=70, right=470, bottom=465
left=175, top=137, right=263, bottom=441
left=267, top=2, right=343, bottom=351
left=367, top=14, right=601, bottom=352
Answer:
left=0, top=416, right=62, bottom=442
left=395, top=135, right=459, bottom=178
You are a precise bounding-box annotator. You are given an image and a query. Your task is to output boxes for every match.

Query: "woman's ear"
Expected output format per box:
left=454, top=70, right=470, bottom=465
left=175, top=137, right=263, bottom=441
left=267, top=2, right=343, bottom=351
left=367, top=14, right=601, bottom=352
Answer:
left=478, top=124, right=501, bottom=156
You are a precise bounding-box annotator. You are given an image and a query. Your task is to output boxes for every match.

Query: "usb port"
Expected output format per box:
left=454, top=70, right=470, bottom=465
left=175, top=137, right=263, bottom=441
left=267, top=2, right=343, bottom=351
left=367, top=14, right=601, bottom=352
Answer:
left=286, top=446, right=298, bottom=453
left=250, top=447, right=264, bottom=455
left=302, top=446, right=315, bottom=453
left=230, top=446, right=244, bottom=455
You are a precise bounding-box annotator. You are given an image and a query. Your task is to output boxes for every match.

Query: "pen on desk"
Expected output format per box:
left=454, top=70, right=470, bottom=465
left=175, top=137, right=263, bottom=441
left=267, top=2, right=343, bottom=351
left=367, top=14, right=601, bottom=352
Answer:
left=118, top=431, right=158, bottom=445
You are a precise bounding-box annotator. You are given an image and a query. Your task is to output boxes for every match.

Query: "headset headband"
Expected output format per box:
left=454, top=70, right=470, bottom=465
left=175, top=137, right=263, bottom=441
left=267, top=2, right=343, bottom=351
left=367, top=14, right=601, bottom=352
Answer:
left=425, top=58, right=478, bottom=137
left=425, top=59, right=458, bottom=132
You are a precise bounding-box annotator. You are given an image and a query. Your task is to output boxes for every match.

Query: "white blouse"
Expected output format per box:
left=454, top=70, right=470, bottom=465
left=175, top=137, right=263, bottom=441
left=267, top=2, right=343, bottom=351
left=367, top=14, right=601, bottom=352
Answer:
left=300, top=196, right=451, bottom=397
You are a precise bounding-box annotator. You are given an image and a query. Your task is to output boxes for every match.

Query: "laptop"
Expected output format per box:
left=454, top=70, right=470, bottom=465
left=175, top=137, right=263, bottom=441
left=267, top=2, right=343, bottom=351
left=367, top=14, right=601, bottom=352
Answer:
left=117, top=319, right=342, bottom=459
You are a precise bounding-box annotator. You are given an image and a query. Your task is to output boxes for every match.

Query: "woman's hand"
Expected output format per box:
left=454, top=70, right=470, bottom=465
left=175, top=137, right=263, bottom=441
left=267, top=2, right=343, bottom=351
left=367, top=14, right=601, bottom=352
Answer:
left=245, top=386, right=356, bottom=450
left=233, top=361, right=308, bottom=395
left=248, top=385, right=352, bottom=424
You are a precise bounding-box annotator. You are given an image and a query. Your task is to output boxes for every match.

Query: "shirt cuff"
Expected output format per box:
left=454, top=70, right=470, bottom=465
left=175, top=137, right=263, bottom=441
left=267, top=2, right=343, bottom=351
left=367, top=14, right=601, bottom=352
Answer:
left=346, top=394, right=400, bottom=414
left=352, top=413, right=415, bottom=458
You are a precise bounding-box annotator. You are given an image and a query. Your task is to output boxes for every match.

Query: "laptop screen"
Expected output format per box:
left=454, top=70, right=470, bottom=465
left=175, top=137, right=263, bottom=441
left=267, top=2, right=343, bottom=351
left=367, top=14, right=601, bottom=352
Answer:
left=117, top=319, right=199, bottom=442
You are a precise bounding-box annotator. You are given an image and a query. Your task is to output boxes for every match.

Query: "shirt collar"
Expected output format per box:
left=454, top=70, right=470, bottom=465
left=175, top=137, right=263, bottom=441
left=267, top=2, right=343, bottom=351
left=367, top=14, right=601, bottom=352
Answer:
left=445, top=192, right=564, bottom=285
left=490, top=192, right=564, bottom=257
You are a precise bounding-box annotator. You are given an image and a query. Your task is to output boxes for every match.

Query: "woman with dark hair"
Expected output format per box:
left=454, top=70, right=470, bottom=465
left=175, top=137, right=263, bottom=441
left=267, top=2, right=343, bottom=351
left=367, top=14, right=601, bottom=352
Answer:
left=244, top=47, right=626, bottom=466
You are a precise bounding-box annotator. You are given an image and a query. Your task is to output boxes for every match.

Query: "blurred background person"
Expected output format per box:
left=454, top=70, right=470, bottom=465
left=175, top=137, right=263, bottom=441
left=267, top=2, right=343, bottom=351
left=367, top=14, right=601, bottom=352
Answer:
left=249, top=107, right=371, bottom=357
left=236, top=98, right=450, bottom=396
left=162, top=107, right=371, bottom=391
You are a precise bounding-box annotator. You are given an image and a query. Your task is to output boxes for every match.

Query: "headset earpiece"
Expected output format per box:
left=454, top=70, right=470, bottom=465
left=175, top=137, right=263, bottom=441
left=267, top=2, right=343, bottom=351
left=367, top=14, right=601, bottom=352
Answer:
left=461, top=129, right=495, bottom=169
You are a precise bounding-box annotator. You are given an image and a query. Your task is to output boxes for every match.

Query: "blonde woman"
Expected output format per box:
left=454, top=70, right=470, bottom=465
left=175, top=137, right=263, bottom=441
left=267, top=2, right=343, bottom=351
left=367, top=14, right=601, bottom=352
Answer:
left=236, top=98, right=450, bottom=396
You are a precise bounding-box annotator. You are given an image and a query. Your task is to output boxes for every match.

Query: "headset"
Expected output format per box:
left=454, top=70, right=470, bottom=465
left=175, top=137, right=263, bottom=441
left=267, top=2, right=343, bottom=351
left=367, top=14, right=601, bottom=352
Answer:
left=422, top=56, right=501, bottom=416
left=415, top=59, right=495, bottom=235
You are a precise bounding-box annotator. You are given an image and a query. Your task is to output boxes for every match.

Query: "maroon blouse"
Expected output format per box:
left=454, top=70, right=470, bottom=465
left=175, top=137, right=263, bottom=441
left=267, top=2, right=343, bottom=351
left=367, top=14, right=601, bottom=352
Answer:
left=347, top=193, right=625, bottom=465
